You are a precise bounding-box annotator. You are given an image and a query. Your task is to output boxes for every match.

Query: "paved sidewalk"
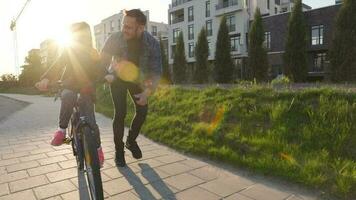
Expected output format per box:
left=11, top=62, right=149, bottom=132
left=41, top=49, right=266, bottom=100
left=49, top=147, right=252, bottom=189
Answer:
left=0, top=94, right=319, bottom=200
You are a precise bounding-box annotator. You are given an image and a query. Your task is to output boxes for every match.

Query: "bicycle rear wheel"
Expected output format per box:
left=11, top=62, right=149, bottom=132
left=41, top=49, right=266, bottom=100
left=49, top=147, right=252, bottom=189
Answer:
left=82, top=126, right=103, bottom=200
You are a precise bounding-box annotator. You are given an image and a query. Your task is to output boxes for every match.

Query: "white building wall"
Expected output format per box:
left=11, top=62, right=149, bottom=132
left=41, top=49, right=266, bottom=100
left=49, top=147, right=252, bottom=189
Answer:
left=167, top=0, right=306, bottom=65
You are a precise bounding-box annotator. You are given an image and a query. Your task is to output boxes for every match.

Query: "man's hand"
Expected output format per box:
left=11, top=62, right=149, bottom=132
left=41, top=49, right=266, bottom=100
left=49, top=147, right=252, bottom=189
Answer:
left=105, top=74, right=115, bottom=83
left=35, top=78, right=49, bottom=91
left=134, top=90, right=150, bottom=106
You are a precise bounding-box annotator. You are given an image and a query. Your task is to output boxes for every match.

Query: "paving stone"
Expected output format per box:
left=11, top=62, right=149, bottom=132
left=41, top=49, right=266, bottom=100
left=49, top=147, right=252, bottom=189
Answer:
left=155, top=154, right=186, bottom=164
left=0, top=183, right=9, bottom=197
left=163, top=173, right=205, bottom=191
left=0, top=189, right=36, bottom=200
left=6, top=160, right=39, bottom=173
left=33, top=180, right=77, bottom=199
left=240, top=184, right=290, bottom=200
left=0, top=170, right=28, bottom=184
left=107, top=191, right=139, bottom=200
left=19, top=153, right=47, bottom=162
left=199, top=176, right=255, bottom=197
left=102, top=177, right=133, bottom=195
left=46, top=167, right=77, bottom=182
left=27, top=163, right=61, bottom=176
left=0, top=159, right=19, bottom=167
left=176, top=186, right=221, bottom=200
left=224, top=193, right=255, bottom=200
left=157, top=162, right=193, bottom=176
left=1, top=151, right=29, bottom=160
left=189, top=166, right=227, bottom=181
left=130, top=183, right=178, bottom=200
left=58, top=159, right=77, bottom=169
left=180, top=158, right=208, bottom=169
left=102, top=167, right=124, bottom=179
left=38, top=155, right=67, bottom=165
left=30, top=148, right=54, bottom=155
left=9, top=175, right=49, bottom=192
left=46, top=149, right=72, bottom=157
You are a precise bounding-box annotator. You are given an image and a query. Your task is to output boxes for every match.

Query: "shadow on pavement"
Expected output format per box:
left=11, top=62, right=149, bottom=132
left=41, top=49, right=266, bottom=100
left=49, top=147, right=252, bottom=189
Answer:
left=118, top=163, right=176, bottom=200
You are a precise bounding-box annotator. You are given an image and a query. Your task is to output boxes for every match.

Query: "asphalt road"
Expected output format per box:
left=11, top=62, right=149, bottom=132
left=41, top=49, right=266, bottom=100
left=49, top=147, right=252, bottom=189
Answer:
left=0, top=95, right=29, bottom=123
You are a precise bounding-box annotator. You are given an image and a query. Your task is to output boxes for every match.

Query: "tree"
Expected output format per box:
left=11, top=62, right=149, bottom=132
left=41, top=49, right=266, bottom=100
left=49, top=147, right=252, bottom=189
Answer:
left=172, top=32, right=187, bottom=83
left=18, top=49, right=43, bottom=86
left=283, top=0, right=308, bottom=82
left=330, top=0, right=356, bottom=82
left=160, top=38, right=172, bottom=84
left=248, top=8, right=269, bottom=82
left=214, top=16, right=234, bottom=83
left=193, top=28, right=209, bottom=83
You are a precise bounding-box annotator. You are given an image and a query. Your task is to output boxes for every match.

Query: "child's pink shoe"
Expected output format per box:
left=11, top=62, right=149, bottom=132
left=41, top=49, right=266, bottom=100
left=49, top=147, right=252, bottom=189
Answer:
left=51, top=130, right=65, bottom=146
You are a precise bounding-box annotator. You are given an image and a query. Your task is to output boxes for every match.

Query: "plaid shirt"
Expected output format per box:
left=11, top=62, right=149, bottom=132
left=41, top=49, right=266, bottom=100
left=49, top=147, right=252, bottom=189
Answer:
left=100, top=31, right=162, bottom=91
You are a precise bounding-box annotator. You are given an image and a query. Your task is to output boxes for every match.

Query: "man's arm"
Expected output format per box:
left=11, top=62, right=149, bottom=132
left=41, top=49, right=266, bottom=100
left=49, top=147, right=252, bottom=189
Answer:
left=98, top=33, right=121, bottom=80
left=144, top=39, right=162, bottom=95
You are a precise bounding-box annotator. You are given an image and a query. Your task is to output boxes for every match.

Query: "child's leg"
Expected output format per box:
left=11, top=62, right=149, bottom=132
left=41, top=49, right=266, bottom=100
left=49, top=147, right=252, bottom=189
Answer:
left=51, top=89, right=77, bottom=146
left=59, top=89, right=78, bottom=130
left=77, top=93, right=101, bottom=148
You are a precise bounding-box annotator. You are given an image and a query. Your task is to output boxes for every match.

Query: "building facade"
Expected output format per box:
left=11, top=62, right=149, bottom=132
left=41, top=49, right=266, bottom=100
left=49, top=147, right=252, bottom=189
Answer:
left=262, top=4, right=341, bottom=81
left=167, top=0, right=311, bottom=79
left=39, top=39, right=59, bottom=69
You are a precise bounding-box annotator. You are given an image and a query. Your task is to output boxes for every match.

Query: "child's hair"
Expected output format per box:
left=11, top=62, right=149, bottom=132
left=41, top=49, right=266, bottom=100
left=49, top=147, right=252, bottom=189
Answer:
left=70, top=22, right=93, bottom=49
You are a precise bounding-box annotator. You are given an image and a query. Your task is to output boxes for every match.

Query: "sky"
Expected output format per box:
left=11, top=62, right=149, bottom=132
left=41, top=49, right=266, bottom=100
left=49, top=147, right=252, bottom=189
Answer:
left=0, top=0, right=335, bottom=76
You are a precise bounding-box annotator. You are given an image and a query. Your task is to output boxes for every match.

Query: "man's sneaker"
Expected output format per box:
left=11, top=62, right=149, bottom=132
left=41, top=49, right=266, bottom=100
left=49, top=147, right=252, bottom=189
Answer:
left=97, top=147, right=104, bottom=168
left=115, top=150, right=126, bottom=167
left=125, top=140, right=142, bottom=159
left=51, top=130, right=65, bottom=146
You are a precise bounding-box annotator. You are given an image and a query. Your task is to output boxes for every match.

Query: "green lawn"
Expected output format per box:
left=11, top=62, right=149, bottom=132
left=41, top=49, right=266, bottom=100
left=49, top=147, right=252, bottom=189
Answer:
left=96, top=85, right=356, bottom=199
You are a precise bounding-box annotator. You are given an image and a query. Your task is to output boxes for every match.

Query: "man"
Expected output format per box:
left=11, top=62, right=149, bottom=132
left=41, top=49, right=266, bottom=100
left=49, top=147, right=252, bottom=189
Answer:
left=100, top=9, right=162, bottom=167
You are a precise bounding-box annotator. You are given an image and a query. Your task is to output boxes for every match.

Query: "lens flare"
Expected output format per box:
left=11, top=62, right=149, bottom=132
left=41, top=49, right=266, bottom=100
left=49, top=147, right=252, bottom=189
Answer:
left=114, top=60, right=139, bottom=82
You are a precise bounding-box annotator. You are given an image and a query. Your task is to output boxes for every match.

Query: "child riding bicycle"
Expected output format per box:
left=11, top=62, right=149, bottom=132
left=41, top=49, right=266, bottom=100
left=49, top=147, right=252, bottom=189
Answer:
left=35, top=22, right=104, bottom=167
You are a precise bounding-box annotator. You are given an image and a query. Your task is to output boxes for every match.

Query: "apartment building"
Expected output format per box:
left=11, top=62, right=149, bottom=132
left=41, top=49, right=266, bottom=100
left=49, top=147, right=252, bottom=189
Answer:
left=167, top=0, right=310, bottom=68
left=39, top=39, right=59, bottom=69
left=262, top=4, right=341, bottom=81
left=94, top=10, right=168, bottom=52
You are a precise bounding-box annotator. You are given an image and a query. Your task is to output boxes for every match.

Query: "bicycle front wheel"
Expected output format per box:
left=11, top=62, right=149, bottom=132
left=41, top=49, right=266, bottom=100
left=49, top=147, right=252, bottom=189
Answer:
left=82, top=126, right=104, bottom=200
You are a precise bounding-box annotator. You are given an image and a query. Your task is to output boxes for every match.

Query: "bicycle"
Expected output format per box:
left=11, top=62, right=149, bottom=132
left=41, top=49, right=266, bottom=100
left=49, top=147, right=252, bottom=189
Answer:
left=53, top=83, right=104, bottom=200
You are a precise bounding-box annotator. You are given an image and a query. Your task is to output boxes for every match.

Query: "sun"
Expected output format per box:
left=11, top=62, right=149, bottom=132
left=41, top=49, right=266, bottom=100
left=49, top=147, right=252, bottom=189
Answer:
left=54, top=29, right=73, bottom=48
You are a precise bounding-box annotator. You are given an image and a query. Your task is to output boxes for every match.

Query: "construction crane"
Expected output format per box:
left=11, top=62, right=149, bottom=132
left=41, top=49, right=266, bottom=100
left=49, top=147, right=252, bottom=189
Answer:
left=9, top=0, right=31, bottom=76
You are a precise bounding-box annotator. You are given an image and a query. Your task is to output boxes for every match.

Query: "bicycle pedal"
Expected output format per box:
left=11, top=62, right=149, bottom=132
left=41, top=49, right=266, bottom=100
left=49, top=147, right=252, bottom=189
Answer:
left=63, top=138, right=72, bottom=145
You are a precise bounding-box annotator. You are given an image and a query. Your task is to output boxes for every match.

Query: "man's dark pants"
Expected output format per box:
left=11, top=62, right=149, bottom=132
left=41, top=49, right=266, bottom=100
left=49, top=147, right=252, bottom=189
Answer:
left=109, top=78, right=148, bottom=152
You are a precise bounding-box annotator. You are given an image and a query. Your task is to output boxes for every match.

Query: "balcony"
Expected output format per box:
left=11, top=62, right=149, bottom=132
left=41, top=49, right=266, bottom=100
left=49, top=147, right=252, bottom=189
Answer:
left=215, top=0, right=242, bottom=16
left=171, top=17, right=184, bottom=24
left=169, top=0, right=192, bottom=9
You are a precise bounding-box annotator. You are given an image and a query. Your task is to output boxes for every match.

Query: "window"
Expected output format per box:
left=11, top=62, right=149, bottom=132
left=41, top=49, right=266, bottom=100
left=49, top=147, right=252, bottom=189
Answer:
left=188, top=42, right=195, bottom=58
left=188, top=6, right=194, bottom=22
left=110, top=21, right=114, bottom=32
left=275, top=7, right=278, bottom=14
left=313, top=53, right=327, bottom=71
left=264, top=32, right=271, bottom=49
left=152, top=26, right=157, bottom=36
left=312, top=25, right=324, bottom=45
left=188, top=24, right=194, bottom=40
left=171, top=45, right=176, bottom=59
left=230, top=36, right=240, bottom=52
left=206, top=1, right=211, bottom=17
left=281, top=7, right=288, bottom=13
left=173, top=28, right=181, bottom=43
left=206, top=20, right=212, bottom=36
left=208, top=40, right=211, bottom=56
left=103, top=24, right=106, bottom=34
left=267, top=0, right=270, bottom=9
left=226, top=15, right=236, bottom=32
